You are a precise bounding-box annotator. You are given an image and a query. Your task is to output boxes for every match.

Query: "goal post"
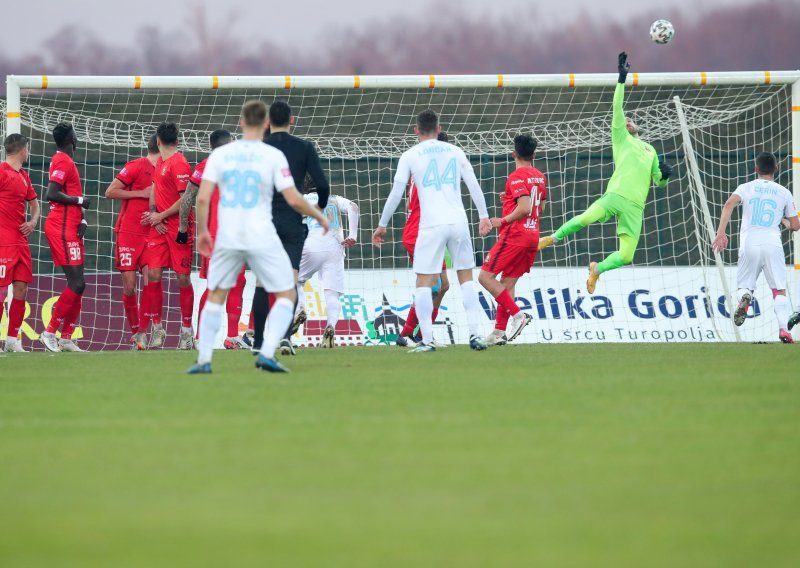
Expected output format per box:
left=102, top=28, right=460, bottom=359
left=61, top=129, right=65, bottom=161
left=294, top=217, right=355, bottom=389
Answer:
left=4, top=70, right=800, bottom=348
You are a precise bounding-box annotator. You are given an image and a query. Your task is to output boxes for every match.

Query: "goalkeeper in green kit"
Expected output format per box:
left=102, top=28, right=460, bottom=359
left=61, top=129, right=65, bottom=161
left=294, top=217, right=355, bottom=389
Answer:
left=538, top=52, right=673, bottom=293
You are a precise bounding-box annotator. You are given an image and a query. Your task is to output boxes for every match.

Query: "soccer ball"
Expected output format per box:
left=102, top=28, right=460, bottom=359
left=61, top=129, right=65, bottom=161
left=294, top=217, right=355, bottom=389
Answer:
left=650, top=19, right=675, bottom=44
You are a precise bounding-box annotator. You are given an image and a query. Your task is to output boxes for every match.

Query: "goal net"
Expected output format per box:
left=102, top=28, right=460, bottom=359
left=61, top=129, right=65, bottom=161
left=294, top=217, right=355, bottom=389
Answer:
left=3, top=73, right=798, bottom=349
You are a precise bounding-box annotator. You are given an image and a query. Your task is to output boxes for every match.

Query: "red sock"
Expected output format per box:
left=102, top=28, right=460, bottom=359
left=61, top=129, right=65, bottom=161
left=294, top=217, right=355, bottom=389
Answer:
left=267, top=293, right=275, bottom=310
left=8, top=298, right=25, bottom=338
left=401, top=306, right=418, bottom=337
left=150, top=281, right=163, bottom=325
left=61, top=293, right=83, bottom=340
left=495, top=289, right=520, bottom=317
left=495, top=307, right=511, bottom=331
left=47, top=287, right=79, bottom=334
left=226, top=273, right=246, bottom=337
left=139, top=284, right=152, bottom=332
left=248, top=310, right=254, bottom=332
left=431, top=307, right=439, bottom=324
left=122, top=293, right=139, bottom=334
left=179, top=285, right=194, bottom=328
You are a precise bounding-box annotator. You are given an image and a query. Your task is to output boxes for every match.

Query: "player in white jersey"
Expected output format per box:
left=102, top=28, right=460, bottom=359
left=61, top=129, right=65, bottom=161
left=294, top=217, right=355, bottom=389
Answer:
left=188, top=101, right=329, bottom=374
left=295, top=186, right=360, bottom=348
left=713, top=152, right=800, bottom=343
left=372, top=110, right=492, bottom=352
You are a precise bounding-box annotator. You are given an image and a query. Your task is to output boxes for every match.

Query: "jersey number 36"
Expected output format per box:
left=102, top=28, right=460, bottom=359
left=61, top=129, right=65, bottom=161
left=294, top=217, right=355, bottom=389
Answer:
left=221, top=170, right=262, bottom=209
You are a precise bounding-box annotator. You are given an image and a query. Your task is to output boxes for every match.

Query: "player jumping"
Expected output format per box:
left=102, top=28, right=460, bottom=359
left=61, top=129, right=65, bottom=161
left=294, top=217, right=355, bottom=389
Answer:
left=538, top=52, right=673, bottom=293
left=0, top=134, right=40, bottom=353
left=177, top=129, right=248, bottom=350
left=396, top=131, right=451, bottom=348
left=712, top=152, right=799, bottom=343
left=295, top=178, right=360, bottom=348
left=40, top=123, right=91, bottom=353
left=188, top=100, right=329, bottom=374
left=479, top=134, right=546, bottom=346
left=372, top=109, right=492, bottom=352
left=104, top=134, right=159, bottom=349
left=140, top=122, right=195, bottom=350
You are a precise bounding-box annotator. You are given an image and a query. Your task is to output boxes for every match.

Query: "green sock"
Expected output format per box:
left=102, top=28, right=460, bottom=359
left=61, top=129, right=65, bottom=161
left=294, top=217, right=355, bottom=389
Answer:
left=554, top=201, right=607, bottom=240
left=596, top=252, right=627, bottom=274
left=596, top=234, right=637, bottom=274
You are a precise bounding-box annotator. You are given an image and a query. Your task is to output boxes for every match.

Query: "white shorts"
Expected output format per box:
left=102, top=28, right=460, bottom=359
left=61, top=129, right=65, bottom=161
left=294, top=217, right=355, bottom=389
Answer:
left=298, top=247, right=345, bottom=293
left=413, top=222, right=475, bottom=275
left=207, top=243, right=294, bottom=293
left=736, top=243, right=787, bottom=291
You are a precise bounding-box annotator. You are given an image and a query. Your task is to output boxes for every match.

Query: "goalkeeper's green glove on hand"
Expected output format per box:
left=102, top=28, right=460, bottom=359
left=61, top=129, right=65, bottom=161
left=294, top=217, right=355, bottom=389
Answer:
left=618, top=52, right=629, bottom=84
left=659, top=160, right=673, bottom=180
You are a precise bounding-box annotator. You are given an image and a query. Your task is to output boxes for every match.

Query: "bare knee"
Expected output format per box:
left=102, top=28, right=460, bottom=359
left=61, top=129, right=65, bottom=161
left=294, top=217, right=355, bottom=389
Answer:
left=11, top=281, right=28, bottom=300
left=177, top=273, right=192, bottom=288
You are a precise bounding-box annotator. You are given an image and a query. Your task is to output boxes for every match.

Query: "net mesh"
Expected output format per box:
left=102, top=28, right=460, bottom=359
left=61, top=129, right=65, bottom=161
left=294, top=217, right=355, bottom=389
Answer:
left=3, top=82, right=795, bottom=348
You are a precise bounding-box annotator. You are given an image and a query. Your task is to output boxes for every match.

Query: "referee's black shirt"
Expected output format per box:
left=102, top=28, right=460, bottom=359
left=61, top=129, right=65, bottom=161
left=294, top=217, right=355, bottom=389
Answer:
left=264, top=131, right=330, bottom=231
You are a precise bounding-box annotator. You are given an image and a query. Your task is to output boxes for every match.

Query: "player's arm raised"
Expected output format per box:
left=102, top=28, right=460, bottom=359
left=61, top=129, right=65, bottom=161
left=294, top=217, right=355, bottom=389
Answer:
left=459, top=153, right=491, bottom=236
left=283, top=186, right=329, bottom=232
left=712, top=193, right=742, bottom=252
left=612, top=52, right=630, bottom=144
left=306, top=142, right=330, bottom=209
left=373, top=155, right=411, bottom=246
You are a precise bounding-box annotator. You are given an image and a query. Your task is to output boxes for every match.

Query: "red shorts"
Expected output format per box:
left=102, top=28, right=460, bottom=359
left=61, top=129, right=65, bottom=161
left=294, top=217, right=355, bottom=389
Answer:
left=482, top=235, right=539, bottom=278
left=44, top=225, right=84, bottom=267
left=115, top=231, right=149, bottom=272
left=0, top=245, right=33, bottom=286
left=142, top=231, right=194, bottom=275
left=403, top=238, right=447, bottom=271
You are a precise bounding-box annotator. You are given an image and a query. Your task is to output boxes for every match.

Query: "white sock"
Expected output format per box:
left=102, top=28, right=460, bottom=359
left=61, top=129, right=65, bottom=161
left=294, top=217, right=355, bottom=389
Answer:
left=261, top=297, right=294, bottom=359
left=6, top=337, right=18, bottom=346
left=296, top=283, right=305, bottom=313
left=324, top=289, right=341, bottom=328
left=181, top=326, right=193, bottom=334
left=774, top=294, right=792, bottom=330
left=197, top=301, right=223, bottom=365
left=414, top=286, right=434, bottom=344
left=461, top=280, right=481, bottom=337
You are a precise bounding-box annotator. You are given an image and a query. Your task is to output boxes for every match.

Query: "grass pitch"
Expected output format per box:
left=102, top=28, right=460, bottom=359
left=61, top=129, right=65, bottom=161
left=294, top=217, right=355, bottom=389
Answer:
left=0, top=344, right=798, bottom=567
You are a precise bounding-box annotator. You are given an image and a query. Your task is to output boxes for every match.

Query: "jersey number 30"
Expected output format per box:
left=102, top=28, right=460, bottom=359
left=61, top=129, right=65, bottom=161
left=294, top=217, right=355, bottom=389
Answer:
left=422, top=158, right=457, bottom=192
left=221, top=170, right=261, bottom=209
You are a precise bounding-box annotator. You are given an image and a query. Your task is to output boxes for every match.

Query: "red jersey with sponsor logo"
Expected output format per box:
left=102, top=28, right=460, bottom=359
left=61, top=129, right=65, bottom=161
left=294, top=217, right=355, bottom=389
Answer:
left=114, top=156, right=154, bottom=235
left=154, top=151, right=192, bottom=232
left=0, top=162, right=37, bottom=245
left=47, top=151, right=83, bottom=229
left=401, top=178, right=421, bottom=245
left=190, top=157, right=220, bottom=238
left=500, top=166, right=547, bottom=243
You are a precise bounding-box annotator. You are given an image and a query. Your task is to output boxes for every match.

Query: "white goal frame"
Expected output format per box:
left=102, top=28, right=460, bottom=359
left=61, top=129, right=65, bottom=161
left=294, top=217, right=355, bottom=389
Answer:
left=7, top=70, right=800, bottom=269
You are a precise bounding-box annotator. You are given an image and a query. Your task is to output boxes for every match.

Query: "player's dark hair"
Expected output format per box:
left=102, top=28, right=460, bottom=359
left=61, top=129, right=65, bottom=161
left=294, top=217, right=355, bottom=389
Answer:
left=514, top=134, right=538, bottom=161
left=209, top=128, right=232, bottom=150
left=269, top=100, right=292, bottom=128
left=146, top=134, right=159, bottom=154
left=156, top=121, right=179, bottom=146
left=4, top=133, right=28, bottom=155
left=242, top=100, right=268, bottom=128
left=755, top=151, right=777, bottom=175
left=417, top=109, right=439, bottom=134
left=437, top=131, right=449, bottom=143
left=52, top=122, right=75, bottom=147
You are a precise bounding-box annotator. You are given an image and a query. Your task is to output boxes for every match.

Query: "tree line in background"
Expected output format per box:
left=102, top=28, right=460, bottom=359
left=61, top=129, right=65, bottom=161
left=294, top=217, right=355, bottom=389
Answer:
left=0, top=0, right=797, bottom=90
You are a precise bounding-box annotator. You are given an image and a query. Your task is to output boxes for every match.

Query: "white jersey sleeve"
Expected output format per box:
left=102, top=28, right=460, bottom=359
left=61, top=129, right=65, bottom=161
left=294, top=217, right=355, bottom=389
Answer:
left=378, top=154, right=411, bottom=228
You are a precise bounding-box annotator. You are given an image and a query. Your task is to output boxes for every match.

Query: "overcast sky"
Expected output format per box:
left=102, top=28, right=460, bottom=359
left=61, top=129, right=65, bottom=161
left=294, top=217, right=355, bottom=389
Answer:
left=11, top=0, right=766, bottom=56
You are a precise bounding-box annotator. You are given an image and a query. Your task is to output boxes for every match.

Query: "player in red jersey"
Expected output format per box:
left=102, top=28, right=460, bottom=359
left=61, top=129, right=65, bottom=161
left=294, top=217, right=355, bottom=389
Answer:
left=40, top=123, right=92, bottom=353
left=139, top=122, right=195, bottom=350
left=478, top=134, right=546, bottom=346
left=177, top=129, right=247, bottom=350
left=396, top=131, right=451, bottom=347
left=104, top=134, right=159, bottom=349
left=0, top=134, right=40, bottom=353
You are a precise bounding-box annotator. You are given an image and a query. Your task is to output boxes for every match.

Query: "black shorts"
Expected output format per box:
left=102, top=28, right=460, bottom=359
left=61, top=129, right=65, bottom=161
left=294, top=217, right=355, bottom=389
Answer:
left=275, top=222, right=308, bottom=270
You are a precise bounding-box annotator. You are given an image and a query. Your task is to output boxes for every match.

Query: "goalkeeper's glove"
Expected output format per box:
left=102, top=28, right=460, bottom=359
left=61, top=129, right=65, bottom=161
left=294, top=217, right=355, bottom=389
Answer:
left=176, top=231, right=189, bottom=245
left=618, top=52, right=630, bottom=84
left=659, top=160, right=673, bottom=180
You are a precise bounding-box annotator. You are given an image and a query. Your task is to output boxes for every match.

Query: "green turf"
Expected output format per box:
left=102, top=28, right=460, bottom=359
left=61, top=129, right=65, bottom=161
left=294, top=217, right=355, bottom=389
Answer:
left=0, top=344, right=798, bottom=567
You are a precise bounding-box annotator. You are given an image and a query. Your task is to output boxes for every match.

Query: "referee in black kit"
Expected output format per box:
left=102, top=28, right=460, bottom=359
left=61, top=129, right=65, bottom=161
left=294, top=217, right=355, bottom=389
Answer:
left=251, top=100, right=330, bottom=355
